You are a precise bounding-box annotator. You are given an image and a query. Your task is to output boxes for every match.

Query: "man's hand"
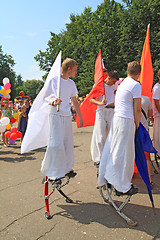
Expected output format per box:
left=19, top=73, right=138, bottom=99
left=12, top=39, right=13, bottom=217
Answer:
left=100, top=99, right=107, bottom=105
left=50, top=98, right=62, bottom=106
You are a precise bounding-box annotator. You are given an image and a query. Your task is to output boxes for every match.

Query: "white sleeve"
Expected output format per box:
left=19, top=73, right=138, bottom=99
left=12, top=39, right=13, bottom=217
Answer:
left=132, top=83, right=141, bottom=99
left=70, top=82, right=78, bottom=98
left=152, top=85, right=160, bottom=100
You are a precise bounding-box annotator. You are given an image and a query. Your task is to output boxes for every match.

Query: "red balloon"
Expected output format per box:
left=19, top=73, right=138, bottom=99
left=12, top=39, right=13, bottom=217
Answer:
left=17, top=132, right=23, bottom=138
left=19, top=91, right=25, bottom=97
left=10, top=132, right=18, bottom=140
left=10, top=117, right=16, bottom=123
left=11, top=127, right=17, bottom=133
left=5, top=131, right=11, bottom=138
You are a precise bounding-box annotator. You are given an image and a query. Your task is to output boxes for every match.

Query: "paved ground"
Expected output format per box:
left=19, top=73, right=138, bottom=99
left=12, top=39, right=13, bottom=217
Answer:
left=0, top=123, right=160, bottom=240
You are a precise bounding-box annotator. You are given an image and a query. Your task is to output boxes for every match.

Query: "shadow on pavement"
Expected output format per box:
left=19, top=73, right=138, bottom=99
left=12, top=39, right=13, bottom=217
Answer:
left=56, top=201, right=160, bottom=237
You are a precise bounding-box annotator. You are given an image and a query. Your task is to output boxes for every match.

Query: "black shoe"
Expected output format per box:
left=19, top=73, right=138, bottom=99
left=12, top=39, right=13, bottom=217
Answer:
left=115, top=185, right=138, bottom=196
left=65, top=170, right=77, bottom=179
left=49, top=178, right=62, bottom=187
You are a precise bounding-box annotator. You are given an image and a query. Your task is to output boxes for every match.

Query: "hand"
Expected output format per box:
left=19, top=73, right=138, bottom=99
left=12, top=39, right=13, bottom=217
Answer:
left=51, top=98, right=62, bottom=106
left=100, top=99, right=107, bottom=105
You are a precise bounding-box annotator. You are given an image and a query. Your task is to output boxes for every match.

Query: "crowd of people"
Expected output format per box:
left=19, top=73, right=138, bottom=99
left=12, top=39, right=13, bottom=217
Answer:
left=0, top=98, right=32, bottom=146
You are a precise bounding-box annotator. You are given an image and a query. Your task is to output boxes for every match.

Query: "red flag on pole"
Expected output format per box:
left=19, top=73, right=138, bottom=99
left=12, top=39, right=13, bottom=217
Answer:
left=76, top=50, right=105, bottom=128
left=139, top=24, right=154, bottom=100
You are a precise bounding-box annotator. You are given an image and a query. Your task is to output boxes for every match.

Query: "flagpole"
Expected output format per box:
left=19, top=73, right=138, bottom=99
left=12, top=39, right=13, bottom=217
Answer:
left=102, top=57, right=106, bottom=101
left=56, top=50, right=62, bottom=112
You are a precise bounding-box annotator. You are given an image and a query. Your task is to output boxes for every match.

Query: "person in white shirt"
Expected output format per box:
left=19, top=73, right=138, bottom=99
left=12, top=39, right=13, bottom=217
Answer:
left=152, top=69, right=160, bottom=157
left=98, top=61, right=141, bottom=196
left=41, top=58, right=84, bottom=182
left=90, top=71, right=119, bottom=165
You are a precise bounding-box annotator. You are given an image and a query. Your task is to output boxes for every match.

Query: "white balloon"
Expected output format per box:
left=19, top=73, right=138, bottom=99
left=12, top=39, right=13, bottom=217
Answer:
left=3, top=77, right=10, bottom=84
left=12, top=122, right=18, bottom=127
left=0, top=117, right=10, bottom=125
left=4, top=94, right=11, bottom=99
left=0, top=124, right=6, bottom=133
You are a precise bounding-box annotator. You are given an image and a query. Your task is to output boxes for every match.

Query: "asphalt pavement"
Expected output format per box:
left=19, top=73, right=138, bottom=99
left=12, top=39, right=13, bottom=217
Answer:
left=0, top=123, right=160, bottom=240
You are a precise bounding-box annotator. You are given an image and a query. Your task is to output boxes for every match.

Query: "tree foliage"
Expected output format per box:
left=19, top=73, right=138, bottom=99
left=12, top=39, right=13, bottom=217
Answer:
left=0, top=47, right=43, bottom=100
left=35, top=0, right=160, bottom=94
left=0, top=46, right=17, bottom=99
left=21, top=80, right=44, bottom=100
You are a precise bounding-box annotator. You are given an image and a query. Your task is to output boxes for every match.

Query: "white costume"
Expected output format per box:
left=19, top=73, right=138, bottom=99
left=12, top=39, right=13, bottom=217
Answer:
left=98, top=77, right=141, bottom=193
left=91, top=83, right=115, bottom=163
left=41, top=78, right=78, bottom=179
left=152, top=82, right=160, bottom=155
left=21, top=51, right=78, bottom=180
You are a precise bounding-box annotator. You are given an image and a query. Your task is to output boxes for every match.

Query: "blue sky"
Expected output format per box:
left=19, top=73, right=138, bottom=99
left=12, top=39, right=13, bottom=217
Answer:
left=1, top=0, right=122, bottom=81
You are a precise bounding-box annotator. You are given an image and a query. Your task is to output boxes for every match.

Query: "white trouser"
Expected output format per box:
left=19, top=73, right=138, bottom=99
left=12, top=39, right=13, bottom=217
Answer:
left=153, top=116, right=160, bottom=155
left=91, top=108, right=114, bottom=163
left=98, top=116, right=135, bottom=193
left=41, top=113, right=74, bottom=179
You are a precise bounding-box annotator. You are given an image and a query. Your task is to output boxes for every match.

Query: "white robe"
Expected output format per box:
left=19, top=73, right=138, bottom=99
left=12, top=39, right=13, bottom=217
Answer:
left=41, top=112, right=74, bottom=179
left=91, top=108, right=114, bottom=163
left=98, top=116, right=135, bottom=193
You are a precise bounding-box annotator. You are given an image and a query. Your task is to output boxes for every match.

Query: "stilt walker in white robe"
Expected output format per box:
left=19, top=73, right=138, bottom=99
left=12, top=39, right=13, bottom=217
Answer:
left=98, top=61, right=141, bottom=195
left=91, top=71, right=119, bottom=164
left=41, top=59, right=84, bottom=180
left=152, top=70, right=160, bottom=157
left=21, top=54, right=84, bottom=181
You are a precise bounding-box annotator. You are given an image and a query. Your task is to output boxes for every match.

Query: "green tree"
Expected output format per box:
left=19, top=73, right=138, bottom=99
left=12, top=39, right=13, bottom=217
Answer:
left=23, top=79, right=44, bottom=100
left=35, top=0, right=160, bottom=94
left=15, top=74, right=24, bottom=88
left=120, top=0, right=160, bottom=80
left=0, top=46, right=17, bottom=99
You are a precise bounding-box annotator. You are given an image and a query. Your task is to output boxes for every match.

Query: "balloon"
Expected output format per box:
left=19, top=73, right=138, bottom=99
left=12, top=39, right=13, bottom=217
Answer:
left=0, top=124, right=6, bottom=133
left=3, top=77, right=10, bottom=84
left=5, top=123, right=11, bottom=130
left=3, top=94, right=11, bottom=99
left=10, top=117, right=17, bottom=123
left=4, top=82, right=11, bottom=90
left=9, top=138, right=16, bottom=144
left=5, top=131, right=11, bottom=138
left=0, top=117, right=10, bottom=125
left=6, top=89, right=11, bottom=94
left=13, top=113, right=19, bottom=120
left=19, top=91, right=25, bottom=97
left=0, top=88, right=6, bottom=96
left=10, top=132, right=17, bottom=140
left=11, top=127, right=17, bottom=133
left=0, top=85, right=2, bottom=90
left=17, top=131, right=23, bottom=138
left=12, top=122, right=18, bottom=127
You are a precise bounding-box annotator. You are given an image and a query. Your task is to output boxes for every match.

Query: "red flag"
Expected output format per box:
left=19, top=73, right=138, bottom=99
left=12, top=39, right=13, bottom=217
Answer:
left=139, top=24, right=154, bottom=100
left=76, top=50, right=105, bottom=128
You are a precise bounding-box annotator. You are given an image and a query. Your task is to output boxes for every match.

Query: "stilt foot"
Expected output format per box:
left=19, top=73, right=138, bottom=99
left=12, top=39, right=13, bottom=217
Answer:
left=45, top=212, right=52, bottom=220
left=66, top=198, right=73, bottom=203
left=127, top=220, right=137, bottom=226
